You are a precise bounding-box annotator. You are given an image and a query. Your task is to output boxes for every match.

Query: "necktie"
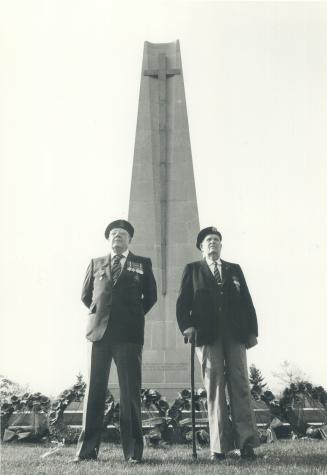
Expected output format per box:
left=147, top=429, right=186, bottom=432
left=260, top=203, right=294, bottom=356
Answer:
left=213, top=261, right=222, bottom=286
left=111, top=254, right=123, bottom=284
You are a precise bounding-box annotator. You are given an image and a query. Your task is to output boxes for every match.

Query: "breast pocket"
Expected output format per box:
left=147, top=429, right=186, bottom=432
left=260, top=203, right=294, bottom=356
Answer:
left=126, top=272, right=142, bottom=285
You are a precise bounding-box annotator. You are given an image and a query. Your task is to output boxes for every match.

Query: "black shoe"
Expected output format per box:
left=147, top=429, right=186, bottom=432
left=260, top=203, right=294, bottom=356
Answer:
left=70, top=455, right=97, bottom=463
left=210, top=452, right=226, bottom=462
left=240, top=446, right=256, bottom=460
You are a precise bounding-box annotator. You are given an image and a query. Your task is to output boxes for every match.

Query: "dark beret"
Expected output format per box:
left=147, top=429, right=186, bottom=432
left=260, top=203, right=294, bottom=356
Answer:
left=104, top=219, right=134, bottom=239
left=196, top=226, right=222, bottom=249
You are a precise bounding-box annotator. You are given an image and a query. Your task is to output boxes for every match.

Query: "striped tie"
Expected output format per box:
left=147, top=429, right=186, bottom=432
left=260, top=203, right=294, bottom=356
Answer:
left=111, top=254, right=123, bottom=284
left=213, top=261, right=222, bottom=286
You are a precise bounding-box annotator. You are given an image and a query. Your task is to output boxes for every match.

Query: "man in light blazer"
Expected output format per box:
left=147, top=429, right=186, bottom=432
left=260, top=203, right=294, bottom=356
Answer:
left=176, top=226, right=259, bottom=461
left=74, top=219, right=157, bottom=463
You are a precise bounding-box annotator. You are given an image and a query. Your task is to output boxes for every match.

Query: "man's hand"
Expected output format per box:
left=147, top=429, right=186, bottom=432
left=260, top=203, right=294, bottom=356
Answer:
left=183, top=326, right=196, bottom=344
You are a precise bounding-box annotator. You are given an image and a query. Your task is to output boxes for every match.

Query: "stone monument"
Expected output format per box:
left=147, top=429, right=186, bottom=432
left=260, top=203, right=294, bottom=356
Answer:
left=127, top=40, right=201, bottom=399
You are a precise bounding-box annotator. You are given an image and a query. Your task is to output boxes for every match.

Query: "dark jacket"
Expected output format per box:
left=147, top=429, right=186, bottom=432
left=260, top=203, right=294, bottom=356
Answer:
left=81, top=251, right=157, bottom=344
left=176, top=259, right=258, bottom=346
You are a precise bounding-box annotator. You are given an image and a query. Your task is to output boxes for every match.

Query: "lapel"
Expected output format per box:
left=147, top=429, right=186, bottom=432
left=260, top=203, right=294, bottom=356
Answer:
left=102, top=254, right=111, bottom=281
left=221, top=259, right=230, bottom=286
left=199, top=259, right=221, bottom=309
left=200, top=259, right=218, bottom=291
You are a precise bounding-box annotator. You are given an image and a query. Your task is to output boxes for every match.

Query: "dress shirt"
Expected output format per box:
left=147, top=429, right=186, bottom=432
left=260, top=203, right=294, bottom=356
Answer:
left=206, top=256, right=222, bottom=280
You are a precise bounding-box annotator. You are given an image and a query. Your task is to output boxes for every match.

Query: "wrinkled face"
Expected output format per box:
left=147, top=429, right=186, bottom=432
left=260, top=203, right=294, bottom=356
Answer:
left=200, top=234, right=222, bottom=260
left=108, top=227, right=131, bottom=253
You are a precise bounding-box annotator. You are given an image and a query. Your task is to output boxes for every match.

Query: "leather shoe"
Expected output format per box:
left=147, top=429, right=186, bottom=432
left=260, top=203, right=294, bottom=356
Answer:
left=240, top=446, right=256, bottom=460
left=126, top=457, right=142, bottom=464
left=210, top=452, right=226, bottom=461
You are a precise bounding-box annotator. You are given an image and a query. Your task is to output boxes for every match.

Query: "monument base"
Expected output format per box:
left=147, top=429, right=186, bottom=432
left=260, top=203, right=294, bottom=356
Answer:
left=107, top=348, right=202, bottom=402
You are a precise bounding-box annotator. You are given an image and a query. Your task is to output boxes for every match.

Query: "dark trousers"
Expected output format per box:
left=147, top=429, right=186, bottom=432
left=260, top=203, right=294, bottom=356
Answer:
left=76, top=327, right=143, bottom=460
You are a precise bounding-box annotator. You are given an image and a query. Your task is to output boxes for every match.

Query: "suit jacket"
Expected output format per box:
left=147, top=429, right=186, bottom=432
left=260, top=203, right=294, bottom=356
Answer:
left=176, top=259, right=258, bottom=346
left=81, top=251, right=157, bottom=344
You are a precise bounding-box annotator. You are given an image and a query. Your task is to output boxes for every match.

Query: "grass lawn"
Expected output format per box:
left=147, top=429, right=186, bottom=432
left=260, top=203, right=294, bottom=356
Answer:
left=1, top=440, right=327, bottom=475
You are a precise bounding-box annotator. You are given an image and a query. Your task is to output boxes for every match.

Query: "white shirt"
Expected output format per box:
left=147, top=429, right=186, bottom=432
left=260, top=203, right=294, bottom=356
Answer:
left=110, top=249, right=129, bottom=273
left=205, top=256, right=222, bottom=279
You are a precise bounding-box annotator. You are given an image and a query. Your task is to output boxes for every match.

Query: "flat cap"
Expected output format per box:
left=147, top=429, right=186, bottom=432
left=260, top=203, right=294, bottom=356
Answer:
left=196, top=226, right=222, bottom=249
left=104, top=219, right=134, bottom=239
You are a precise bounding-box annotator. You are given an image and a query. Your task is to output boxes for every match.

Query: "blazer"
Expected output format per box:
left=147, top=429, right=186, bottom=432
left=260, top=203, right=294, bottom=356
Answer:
left=81, top=251, right=157, bottom=344
left=176, top=259, right=258, bottom=346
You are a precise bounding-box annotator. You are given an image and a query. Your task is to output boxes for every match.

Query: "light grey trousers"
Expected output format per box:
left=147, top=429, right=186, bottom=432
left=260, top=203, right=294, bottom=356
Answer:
left=76, top=330, right=143, bottom=461
left=196, top=336, right=260, bottom=454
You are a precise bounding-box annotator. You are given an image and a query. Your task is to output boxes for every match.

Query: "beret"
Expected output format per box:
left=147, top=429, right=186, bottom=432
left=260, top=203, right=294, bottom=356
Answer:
left=104, top=219, right=134, bottom=239
left=196, top=226, right=222, bottom=249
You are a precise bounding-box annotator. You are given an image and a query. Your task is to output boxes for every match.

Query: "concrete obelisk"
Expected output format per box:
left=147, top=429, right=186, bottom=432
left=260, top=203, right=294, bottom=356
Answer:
left=128, top=40, right=201, bottom=399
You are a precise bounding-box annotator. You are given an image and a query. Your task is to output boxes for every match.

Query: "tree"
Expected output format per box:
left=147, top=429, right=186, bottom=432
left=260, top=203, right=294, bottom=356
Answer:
left=249, top=365, right=267, bottom=400
left=75, top=372, right=84, bottom=385
left=0, top=375, right=29, bottom=404
left=272, top=360, right=309, bottom=387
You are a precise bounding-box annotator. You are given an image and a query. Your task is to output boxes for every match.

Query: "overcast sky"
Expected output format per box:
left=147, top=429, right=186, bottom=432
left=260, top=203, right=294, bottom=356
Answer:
left=1, top=0, right=327, bottom=398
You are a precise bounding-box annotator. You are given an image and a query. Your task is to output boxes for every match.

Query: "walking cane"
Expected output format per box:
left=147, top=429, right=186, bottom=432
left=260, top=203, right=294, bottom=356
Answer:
left=184, top=335, right=197, bottom=459
left=190, top=340, right=197, bottom=459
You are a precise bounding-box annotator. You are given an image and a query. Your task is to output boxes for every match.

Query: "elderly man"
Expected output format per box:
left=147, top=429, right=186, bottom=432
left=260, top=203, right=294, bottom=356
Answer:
left=176, top=226, right=259, bottom=461
left=74, top=219, right=157, bottom=463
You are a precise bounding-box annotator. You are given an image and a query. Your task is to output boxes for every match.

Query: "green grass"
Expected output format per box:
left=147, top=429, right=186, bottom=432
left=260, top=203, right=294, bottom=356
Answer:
left=1, top=440, right=327, bottom=475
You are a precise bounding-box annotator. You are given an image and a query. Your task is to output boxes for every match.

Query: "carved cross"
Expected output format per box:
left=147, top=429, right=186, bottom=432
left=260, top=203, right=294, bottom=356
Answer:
left=144, top=54, right=181, bottom=295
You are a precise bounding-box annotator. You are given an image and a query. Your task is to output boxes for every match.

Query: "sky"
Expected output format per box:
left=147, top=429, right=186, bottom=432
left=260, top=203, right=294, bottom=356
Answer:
left=1, top=0, right=327, bottom=398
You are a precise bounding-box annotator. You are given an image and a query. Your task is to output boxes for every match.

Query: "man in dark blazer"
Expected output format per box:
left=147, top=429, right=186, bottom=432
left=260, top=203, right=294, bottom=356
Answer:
left=74, top=219, right=157, bottom=463
left=176, top=226, right=259, bottom=461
